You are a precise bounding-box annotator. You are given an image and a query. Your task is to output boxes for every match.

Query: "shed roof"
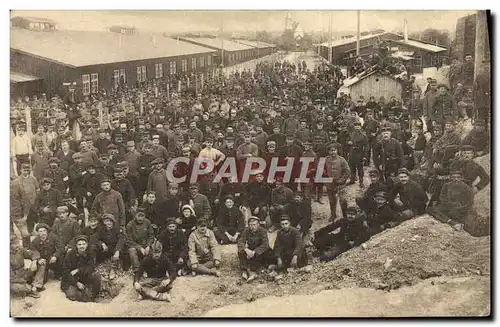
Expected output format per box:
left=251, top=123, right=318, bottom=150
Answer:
left=393, top=39, right=447, bottom=53
left=180, top=37, right=256, bottom=51
left=233, top=39, right=276, bottom=48
left=10, top=71, right=42, bottom=83
left=343, top=70, right=398, bottom=88
left=320, top=31, right=397, bottom=48
left=11, top=16, right=56, bottom=24
left=10, top=28, right=217, bottom=67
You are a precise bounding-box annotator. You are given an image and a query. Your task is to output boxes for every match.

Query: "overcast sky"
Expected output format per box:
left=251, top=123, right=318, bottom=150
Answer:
left=11, top=10, right=475, bottom=34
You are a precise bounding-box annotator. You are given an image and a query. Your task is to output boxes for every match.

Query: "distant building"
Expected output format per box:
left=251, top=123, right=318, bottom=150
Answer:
left=10, top=19, right=218, bottom=97
left=178, top=37, right=275, bottom=67
left=320, top=30, right=447, bottom=74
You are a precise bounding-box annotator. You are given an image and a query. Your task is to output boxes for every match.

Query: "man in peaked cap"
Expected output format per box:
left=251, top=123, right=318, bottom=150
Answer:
left=60, top=234, right=101, bottom=303
left=449, top=144, right=490, bottom=194
left=460, top=119, right=490, bottom=156
left=237, top=215, right=271, bottom=282
left=274, top=214, right=308, bottom=271
left=133, top=239, right=177, bottom=302
left=44, top=157, right=69, bottom=193
left=324, top=141, right=351, bottom=221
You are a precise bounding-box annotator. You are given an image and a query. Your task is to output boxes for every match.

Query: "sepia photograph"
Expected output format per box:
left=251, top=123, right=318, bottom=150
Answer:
left=9, top=9, right=491, bottom=318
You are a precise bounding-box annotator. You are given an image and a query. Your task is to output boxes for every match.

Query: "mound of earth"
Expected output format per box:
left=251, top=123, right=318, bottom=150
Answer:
left=203, top=276, right=490, bottom=317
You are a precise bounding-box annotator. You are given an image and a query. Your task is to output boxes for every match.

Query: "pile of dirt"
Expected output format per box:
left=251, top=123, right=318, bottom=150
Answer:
left=299, top=215, right=490, bottom=291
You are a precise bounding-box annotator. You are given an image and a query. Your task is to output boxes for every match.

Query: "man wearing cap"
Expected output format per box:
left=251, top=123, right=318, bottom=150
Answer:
left=199, top=136, right=226, bottom=166
left=390, top=168, right=428, bottom=218
left=214, top=195, right=245, bottom=244
left=43, top=157, right=69, bottom=193
left=267, top=124, right=286, bottom=149
left=347, top=121, right=369, bottom=187
left=430, top=119, right=461, bottom=167
left=137, top=142, right=156, bottom=203
left=286, top=191, right=313, bottom=239
left=429, top=170, right=474, bottom=230
left=243, top=171, right=272, bottom=222
left=188, top=121, right=204, bottom=144
left=313, top=206, right=369, bottom=262
left=294, top=120, right=311, bottom=144
left=269, top=177, right=294, bottom=232
left=32, top=141, right=53, bottom=183
left=184, top=183, right=212, bottom=223
left=237, top=216, right=270, bottom=282
left=112, top=168, right=137, bottom=223
left=52, top=205, right=81, bottom=253
left=12, top=123, right=33, bottom=176
left=461, top=121, right=489, bottom=157
left=91, top=178, right=127, bottom=230
left=31, top=123, right=49, bottom=151
left=449, top=145, right=490, bottom=194
left=373, top=127, right=404, bottom=181
left=29, top=223, right=64, bottom=290
left=95, top=213, right=126, bottom=264
left=365, top=191, right=400, bottom=236
left=324, top=142, right=351, bottom=221
left=356, top=169, right=393, bottom=214
left=158, top=218, right=189, bottom=275
left=282, top=111, right=300, bottom=136
left=11, top=163, right=39, bottom=245
left=124, top=140, right=141, bottom=175
left=431, top=84, right=457, bottom=124
left=34, top=177, right=64, bottom=227
left=67, top=153, right=87, bottom=210
left=61, top=234, right=101, bottom=303
left=274, top=214, right=308, bottom=271
left=126, top=208, right=155, bottom=272
left=422, top=79, right=438, bottom=122
left=55, top=140, right=75, bottom=173
left=147, top=158, right=169, bottom=205
left=133, top=239, right=177, bottom=302
left=360, top=108, right=375, bottom=147
left=78, top=140, right=99, bottom=168
left=82, top=163, right=105, bottom=207
left=151, top=134, right=169, bottom=163
left=188, top=220, right=221, bottom=277
left=94, top=128, right=111, bottom=155
left=96, top=152, right=115, bottom=178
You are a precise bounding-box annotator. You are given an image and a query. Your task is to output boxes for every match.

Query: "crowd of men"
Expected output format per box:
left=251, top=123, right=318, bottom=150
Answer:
left=10, top=56, right=490, bottom=303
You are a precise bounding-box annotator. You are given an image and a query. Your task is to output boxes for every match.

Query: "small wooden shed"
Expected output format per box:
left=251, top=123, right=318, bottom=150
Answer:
left=344, top=71, right=403, bottom=101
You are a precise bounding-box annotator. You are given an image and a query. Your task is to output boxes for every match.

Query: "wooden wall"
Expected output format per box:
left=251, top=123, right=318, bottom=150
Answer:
left=348, top=73, right=403, bottom=101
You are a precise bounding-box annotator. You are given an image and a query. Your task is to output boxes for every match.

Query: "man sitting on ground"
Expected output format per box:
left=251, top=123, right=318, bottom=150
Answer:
left=237, top=216, right=271, bottom=282
left=187, top=220, right=221, bottom=277
left=214, top=195, right=245, bottom=244
left=274, top=215, right=308, bottom=272
left=158, top=218, right=189, bottom=276
left=133, top=240, right=176, bottom=302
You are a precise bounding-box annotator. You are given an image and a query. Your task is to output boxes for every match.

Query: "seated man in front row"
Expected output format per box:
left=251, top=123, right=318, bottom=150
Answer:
left=133, top=240, right=176, bottom=302
left=313, top=206, right=370, bottom=262
left=237, top=216, right=271, bottom=282
left=274, top=215, right=308, bottom=272
left=214, top=195, right=246, bottom=245
left=187, top=220, right=221, bottom=277
left=61, top=235, right=101, bottom=303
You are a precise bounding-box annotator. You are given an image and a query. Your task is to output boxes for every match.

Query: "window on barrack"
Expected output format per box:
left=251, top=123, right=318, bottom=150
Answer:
left=82, top=74, right=90, bottom=96
left=91, top=73, right=99, bottom=94
left=170, top=61, right=177, bottom=75
left=155, top=63, right=163, bottom=78
left=182, top=59, right=188, bottom=72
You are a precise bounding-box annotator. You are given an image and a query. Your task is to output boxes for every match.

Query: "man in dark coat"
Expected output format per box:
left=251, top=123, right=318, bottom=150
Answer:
left=60, top=235, right=101, bottom=303
left=243, top=171, right=272, bottom=221
left=94, top=214, right=126, bottom=264
left=373, top=127, right=404, bottom=181
left=460, top=120, right=490, bottom=156
left=286, top=191, right=312, bottom=239
left=133, top=240, right=177, bottom=302
left=43, top=157, right=69, bottom=193
left=274, top=215, right=307, bottom=271
left=347, top=122, right=369, bottom=187
left=34, top=177, right=63, bottom=227
left=450, top=145, right=490, bottom=194
left=29, top=223, right=64, bottom=290
left=269, top=178, right=294, bottom=231
left=313, top=206, right=370, bottom=262
left=126, top=209, right=155, bottom=272
left=214, top=195, right=245, bottom=244
left=237, top=216, right=271, bottom=282
left=356, top=169, right=393, bottom=214
left=91, top=178, right=126, bottom=230
left=365, top=191, right=400, bottom=236
left=390, top=168, right=429, bottom=218
left=158, top=218, right=189, bottom=275
left=111, top=168, right=137, bottom=224
left=68, top=152, right=87, bottom=211
left=82, top=163, right=105, bottom=209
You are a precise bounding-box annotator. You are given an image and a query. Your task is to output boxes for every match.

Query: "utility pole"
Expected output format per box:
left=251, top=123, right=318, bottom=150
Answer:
left=356, top=10, right=361, bottom=56
left=328, top=11, right=333, bottom=63
left=474, top=10, right=491, bottom=119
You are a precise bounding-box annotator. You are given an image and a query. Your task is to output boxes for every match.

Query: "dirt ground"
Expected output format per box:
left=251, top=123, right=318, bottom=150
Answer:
left=11, top=153, right=491, bottom=318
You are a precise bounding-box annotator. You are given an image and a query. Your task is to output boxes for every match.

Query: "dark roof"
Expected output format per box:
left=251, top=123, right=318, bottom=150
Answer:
left=233, top=39, right=276, bottom=48
left=180, top=37, right=256, bottom=52
left=393, top=39, right=447, bottom=53
left=10, top=28, right=217, bottom=67
left=11, top=16, right=56, bottom=24
left=10, top=71, right=42, bottom=83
